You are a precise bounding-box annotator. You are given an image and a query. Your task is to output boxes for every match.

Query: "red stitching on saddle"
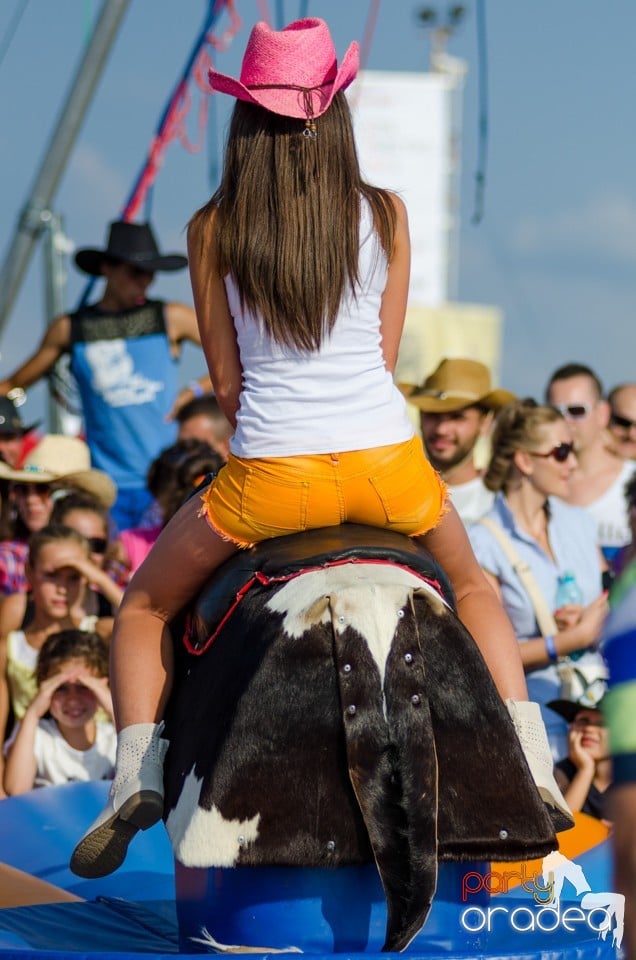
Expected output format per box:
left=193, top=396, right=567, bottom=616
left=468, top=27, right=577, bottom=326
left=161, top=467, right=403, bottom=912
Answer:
left=181, top=558, right=446, bottom=656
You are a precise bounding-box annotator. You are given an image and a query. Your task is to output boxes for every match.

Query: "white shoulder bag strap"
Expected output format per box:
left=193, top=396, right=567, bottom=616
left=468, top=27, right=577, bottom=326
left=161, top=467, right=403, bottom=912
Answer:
left=476, top=517, right=559, bottom=637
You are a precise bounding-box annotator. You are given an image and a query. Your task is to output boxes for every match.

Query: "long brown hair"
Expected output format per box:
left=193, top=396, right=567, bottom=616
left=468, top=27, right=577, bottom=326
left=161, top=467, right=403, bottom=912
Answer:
left=189, top=92, right=397, bottom=352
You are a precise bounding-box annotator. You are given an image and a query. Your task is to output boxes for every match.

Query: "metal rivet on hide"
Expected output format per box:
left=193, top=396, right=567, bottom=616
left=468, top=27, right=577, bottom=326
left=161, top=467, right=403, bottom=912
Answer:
left=326, top=840, right=336, bottom=853
left=404, top=652, right=413, bottom=664
left=346, top=704, right=357, bottom=716
left=410, top=694, right=421, bottom=706
left=338, top=615, right=346, bottom=623
left=499, top=829, right=508, bottom=840
left=238, top=835, right=246, bottom=846
left=343, top=663, right=352, bottom=674
left=397, top=609, right=405, bottom=619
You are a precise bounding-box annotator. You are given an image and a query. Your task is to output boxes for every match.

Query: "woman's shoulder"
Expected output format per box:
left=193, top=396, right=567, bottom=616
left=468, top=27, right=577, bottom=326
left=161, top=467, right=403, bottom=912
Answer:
left=549, top=496, right=590, bottom=518
left=385, top=191, right=407, bottom=217
left=549, top=496, right=597, bottom=535
left=371, top=190, right=407, bottom=231
left=466, top=505, right=507, bottom=561
left=187, top=203, right=219, bottom=248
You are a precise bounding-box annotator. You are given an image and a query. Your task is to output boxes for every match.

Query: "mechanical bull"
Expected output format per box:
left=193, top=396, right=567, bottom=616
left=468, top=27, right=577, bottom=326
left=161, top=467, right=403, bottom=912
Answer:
left=162, top=525, right=557, bottom=953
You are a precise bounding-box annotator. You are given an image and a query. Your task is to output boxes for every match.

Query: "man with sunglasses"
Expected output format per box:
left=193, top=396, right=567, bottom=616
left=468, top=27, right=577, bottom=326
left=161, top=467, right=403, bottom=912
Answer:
left=606, top=383, right=636, bottom=462
left=546, top=363, right=635, bottom=564
left=0, top=221, right=211, bottom=531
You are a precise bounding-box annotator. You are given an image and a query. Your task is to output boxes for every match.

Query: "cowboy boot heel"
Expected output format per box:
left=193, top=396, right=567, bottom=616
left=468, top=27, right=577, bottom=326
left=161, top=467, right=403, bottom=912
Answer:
left=70, top=722, right=168, bottom=879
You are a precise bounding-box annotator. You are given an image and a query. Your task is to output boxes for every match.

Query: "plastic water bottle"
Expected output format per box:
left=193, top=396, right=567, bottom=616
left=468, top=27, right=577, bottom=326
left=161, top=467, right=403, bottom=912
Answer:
left=555, top=571, right=583, bottom=608
left=554, top=571, right=584, bottom=660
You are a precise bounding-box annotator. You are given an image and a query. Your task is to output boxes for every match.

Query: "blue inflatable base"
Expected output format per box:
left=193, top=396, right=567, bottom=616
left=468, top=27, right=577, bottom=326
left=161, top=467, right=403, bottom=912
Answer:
left=0, top=783, right=620, bottom=958
left=174, top=862, right=619, bottom=957
left=0, top=781, right=174, bottom=903
left=0, top=897, right=618, bottom=960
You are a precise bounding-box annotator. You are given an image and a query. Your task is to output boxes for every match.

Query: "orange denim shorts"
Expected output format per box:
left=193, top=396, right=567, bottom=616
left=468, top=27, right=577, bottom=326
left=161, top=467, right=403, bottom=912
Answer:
left=199, top=434, right=447, bottom=547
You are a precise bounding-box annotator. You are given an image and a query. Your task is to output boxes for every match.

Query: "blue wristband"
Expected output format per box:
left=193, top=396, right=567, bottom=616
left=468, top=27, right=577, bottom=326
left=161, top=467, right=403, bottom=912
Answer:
left=544, top=634, right=558, bottom=663
left=188, top=380, right=205, bottom=398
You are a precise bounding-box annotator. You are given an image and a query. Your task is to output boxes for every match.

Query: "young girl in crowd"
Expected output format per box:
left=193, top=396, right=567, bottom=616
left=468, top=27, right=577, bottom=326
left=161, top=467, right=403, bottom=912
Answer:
left=4, top=629, right=115, bottom=795
left=72, top=17, right=570, bottom=877
left=0, top=526, right=112, bottom=793
left=50, top=491, right=124, bottom=615
left=0, top=493, right=124, bottom=638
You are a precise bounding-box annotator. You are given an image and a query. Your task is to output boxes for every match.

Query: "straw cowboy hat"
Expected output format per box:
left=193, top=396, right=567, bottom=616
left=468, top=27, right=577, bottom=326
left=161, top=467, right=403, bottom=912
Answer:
left=0, top=396, right=39, bottom=436
left=0, top=435, right=116, bottom=508
left=207, top=17, right=359, bottom=120
left=401, top=359, right=516, bottom=414
left=74, top=221, right=188, bottom=277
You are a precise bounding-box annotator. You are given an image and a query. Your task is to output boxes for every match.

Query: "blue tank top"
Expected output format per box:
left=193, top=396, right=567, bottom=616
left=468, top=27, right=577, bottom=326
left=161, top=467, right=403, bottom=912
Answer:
left=69, top=299, right=177, bottom=490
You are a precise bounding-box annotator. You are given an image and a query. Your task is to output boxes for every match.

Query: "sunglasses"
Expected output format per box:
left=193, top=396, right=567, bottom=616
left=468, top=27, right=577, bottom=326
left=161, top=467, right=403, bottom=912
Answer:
left=88, top=537, right=108, bottom=555
left=610, top=412, right=636, bottom=431
left=529, top=442, right=575, bottom=463
left=12, top=481, right=53, bottom=497
left=552, top=402, right=592, bottom=421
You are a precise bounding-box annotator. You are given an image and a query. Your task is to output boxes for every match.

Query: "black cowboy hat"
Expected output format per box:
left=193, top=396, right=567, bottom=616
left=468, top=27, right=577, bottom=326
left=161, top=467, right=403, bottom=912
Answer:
left=547, top=679, right=608, bottom=725
left=547, top=695, right=607, bottom=724
left=74, top=221, right=188, bottom=276
left=0, top=395, right=39, bottom=436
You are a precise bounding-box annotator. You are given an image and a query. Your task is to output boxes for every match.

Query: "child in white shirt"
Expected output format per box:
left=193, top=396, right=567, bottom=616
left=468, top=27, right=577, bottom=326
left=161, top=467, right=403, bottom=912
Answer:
left=4, top=629, right=115, bottom=794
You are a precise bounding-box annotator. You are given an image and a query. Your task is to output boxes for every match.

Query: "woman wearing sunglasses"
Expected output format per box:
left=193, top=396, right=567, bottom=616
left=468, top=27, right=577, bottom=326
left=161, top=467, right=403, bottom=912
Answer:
left=468, top=399, right=608, bottom=759
left=50, top=492, right=124, bottom=616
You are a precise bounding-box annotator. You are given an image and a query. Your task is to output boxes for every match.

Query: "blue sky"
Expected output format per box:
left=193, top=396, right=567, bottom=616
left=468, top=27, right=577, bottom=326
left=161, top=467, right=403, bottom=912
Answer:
left=0, top=0, right=635, bottom=427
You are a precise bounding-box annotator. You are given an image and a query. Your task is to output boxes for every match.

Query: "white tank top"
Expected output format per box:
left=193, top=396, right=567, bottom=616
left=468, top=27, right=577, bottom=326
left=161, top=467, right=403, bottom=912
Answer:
left=226, top=198, right=414, bottom=458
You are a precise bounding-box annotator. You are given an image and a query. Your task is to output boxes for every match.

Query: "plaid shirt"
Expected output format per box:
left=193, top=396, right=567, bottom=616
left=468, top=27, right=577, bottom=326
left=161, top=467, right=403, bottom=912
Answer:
left=0, top=540, right=29, bottom=596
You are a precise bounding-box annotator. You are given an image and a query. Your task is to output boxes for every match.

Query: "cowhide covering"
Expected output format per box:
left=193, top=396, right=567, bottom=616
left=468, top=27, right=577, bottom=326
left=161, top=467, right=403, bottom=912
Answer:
left=163, top=525, right=557, bottom=952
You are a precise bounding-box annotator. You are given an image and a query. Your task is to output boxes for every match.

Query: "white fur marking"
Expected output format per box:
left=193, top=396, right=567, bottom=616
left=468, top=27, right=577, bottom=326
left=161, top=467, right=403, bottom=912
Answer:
left=190, top=927, right=303, bottom=953
left=166, top=767, right=260, bottom=867
left=266, top=564, right=446, bottom=642
left=266, top=565, right=447, bottom=711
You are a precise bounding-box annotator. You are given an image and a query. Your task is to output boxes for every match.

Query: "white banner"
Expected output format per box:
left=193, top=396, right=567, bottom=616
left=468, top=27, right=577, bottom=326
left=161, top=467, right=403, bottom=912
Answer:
left=350, top=70, right=454, bottom=307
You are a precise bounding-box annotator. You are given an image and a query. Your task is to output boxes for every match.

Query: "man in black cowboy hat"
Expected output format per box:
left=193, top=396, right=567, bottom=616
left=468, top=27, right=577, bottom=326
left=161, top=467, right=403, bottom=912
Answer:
left=0, top=395, right=40, bottom=468
left=0, top=221, right=211, bottom=529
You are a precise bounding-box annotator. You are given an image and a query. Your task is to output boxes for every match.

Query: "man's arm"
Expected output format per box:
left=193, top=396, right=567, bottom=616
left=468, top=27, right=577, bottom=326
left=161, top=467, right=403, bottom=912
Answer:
left=164, top=301, right=213, bottom=419
left=0, top=314, right=71, bottom=394
left=165, top=302, right=201, bottom=347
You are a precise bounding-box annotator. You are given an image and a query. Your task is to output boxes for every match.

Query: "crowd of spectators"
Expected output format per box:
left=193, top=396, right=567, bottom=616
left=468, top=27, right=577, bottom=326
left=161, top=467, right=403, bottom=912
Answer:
left=1, top=350, right=633, bottom=809
left=0, top=219, right=634, bottom=945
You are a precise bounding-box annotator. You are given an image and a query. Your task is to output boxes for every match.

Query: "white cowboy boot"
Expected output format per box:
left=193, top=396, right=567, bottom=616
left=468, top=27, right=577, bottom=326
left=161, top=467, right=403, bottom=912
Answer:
left=70, top=722, right=168, bottom=878
left=506, top=699, right=574, bottom=833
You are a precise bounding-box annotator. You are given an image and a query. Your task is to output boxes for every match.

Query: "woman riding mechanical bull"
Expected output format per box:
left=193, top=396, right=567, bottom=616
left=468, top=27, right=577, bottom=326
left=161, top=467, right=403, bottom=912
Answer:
left=71, top=17, right=572, bottom=950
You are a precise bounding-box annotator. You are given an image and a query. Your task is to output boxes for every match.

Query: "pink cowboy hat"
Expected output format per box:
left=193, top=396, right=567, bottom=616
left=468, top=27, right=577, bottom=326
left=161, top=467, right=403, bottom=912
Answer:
left=207, top=18, right=359, bottom=120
